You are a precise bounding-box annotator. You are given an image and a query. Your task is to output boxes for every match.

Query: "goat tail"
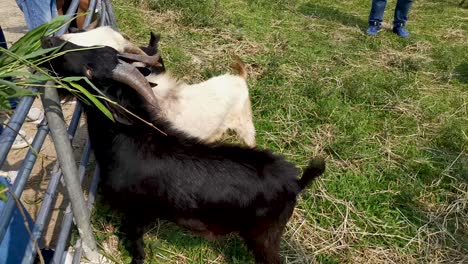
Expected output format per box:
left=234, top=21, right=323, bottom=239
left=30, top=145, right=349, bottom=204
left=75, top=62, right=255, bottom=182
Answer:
left=298, top=158, right=325, bottom=190
left=231, top=56, right=248, bottom=80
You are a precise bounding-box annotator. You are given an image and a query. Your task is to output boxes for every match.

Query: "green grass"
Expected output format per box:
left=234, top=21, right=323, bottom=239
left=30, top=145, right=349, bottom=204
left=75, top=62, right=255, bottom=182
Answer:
left=92, top=0, right=468, bottom=263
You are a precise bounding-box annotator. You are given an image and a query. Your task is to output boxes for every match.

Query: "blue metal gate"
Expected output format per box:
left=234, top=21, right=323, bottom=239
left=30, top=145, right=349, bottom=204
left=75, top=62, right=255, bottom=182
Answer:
left=0, top=0, right=117, bottom=262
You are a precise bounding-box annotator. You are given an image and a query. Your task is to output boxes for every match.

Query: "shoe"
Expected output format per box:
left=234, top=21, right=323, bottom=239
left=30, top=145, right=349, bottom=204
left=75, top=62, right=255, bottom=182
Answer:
left=366, top=25, right=381, bottom=36
left=393, top=26, right=410, bottom=37
left=60, top=97, right=77, bottom=105
left=0, top=170, right=18, bottom=184
left=26, top=107, right=44, bottom=124
left=11, top=130, right=33, bottom=149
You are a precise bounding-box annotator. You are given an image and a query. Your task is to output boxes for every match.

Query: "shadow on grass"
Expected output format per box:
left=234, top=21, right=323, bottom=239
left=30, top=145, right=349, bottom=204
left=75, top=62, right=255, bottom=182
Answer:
left=148, top=221, right=254, bottom=264
left=92, top=202, right=255, bottom=264
left=389, top=137, right=468, bottom=256
left=297, top=2, right=367, bottom=28
left=454, top=62, right=468, bottom=83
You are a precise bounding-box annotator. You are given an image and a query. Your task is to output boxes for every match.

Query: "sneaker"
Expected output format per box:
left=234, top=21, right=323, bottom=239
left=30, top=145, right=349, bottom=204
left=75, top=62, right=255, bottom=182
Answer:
left=11, top=129, right=33, bottom=149
left=393, top=26, right=410, bottom=38
left=26, top=107, right=44, bottom=124
left=366, top=25, right=381, bottom=36
left=0, top=170, right=18, bottom=184
left=60, top=97, right=77, bottom=105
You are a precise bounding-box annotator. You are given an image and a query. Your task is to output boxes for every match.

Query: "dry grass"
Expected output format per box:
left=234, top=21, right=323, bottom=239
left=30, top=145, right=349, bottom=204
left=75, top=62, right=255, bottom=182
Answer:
left=93, top=0, right=468, bottom=263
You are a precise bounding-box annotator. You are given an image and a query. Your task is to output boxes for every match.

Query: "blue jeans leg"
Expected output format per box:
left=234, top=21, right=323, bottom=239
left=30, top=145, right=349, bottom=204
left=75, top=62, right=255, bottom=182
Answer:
left=15, top=0, right=58, bottom=30
left=393, top=0, right=413, bottom=27
left=0, top=26, right=7, bottom=50
left=368, top=0, right=387, bottom=26
left=0, top=27, right=17, bottom=110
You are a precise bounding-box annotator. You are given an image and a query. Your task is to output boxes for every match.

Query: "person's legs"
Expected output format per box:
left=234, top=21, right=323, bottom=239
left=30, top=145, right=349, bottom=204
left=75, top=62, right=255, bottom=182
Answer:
left=393, top=0, right=413, bottom=26
left=15, top=0, right=58, bottom=30
left=368, top=0, right=387, bottom=26
left=0, top=25, right=36, bottom=149
left=367, top=0, right=387, bottom=35
left=393, top=0, right=412, bottom=37
left=0, top=27, right=15, bottom=111
left=0, top=26, right=7, bottom=50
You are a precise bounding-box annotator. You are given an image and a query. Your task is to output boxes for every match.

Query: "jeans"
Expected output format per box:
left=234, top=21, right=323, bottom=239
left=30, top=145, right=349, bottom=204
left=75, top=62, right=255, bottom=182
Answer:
left=0, top=27, right=19, bottom=111
left=15, top=0, right=58, bottom=30
left=0, top=26, right=6, bottom=49
left=368, top=0, right=413, bottom=27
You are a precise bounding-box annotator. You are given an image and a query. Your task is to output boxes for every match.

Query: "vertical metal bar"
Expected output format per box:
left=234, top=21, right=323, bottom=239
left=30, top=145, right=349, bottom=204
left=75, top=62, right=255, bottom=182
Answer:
left=69, top=165, right=99, bottom=264
left=0, top=117, right=48, bottom=243
left=0, top=88, right=37, bottom=167
left=56, top=0, right=81, bottom=36
left=66, top=103, right=82, bottom=138
left=83, top=0, right=97, bottom=27
left=51, top=141, right=92, bottom=264
left=21, top=164, right=61, bottom=264
left=86, top=166, right=100, bottom=210
left=21, top=101, right=84, bottom=264
left=71, top=240, right=83, bottom=264
left=99, top=0, right=107, bottom=28
left=40, top=86, right=98, bottom=261
left=103, top=0, right=118, bottom=29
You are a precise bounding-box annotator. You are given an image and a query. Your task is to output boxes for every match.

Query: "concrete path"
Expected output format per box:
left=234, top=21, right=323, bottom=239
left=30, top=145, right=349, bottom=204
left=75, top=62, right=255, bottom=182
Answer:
left=0, top=0, right=27, bottom=46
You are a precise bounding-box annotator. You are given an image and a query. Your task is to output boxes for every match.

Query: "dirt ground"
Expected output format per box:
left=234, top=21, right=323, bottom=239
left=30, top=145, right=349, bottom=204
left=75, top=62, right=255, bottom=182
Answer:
left=1, top=0, right=89, bottom=248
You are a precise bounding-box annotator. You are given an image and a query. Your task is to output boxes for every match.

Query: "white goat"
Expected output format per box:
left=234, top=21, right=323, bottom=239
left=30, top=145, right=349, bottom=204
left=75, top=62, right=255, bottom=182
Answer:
left=147, top=60, right=256, bottom=147
left=60, top=26, right=146, bottom=54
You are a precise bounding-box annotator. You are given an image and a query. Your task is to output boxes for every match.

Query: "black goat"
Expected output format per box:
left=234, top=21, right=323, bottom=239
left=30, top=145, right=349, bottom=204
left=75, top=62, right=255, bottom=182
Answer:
left=41, top=38, right=325, bottom=264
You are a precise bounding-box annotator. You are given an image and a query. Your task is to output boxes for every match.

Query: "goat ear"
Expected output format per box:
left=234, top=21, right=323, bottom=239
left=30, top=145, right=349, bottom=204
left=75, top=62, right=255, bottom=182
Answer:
left=149, top=32, right=161, bottom=47
left=104, top=101, right=134, bottom=125
left=83, top=65, right=93, bottom=80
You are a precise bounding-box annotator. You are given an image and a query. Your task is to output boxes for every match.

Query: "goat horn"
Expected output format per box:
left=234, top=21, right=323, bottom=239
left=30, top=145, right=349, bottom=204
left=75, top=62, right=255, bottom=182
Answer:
left=112, top=60, right=159, bottom=111
left=117, top=52, right=162, bottom=67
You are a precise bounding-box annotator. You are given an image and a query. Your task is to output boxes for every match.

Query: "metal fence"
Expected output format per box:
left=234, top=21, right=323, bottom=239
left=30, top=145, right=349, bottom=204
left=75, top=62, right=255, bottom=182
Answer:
left=0, top=0, right=117, bottom=262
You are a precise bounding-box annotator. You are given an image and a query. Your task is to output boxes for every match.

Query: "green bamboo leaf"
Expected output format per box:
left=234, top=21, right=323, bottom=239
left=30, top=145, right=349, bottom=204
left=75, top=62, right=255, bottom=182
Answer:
left=68, top=81, right=115, bottom=121
left=0, top=15, right=72, bottom=65
left=0, top=71, right=35, bottom=79
left=0, top=78, right=23, bottom=92
left=24, top=74, right=56, bottom=82
left=21, top=47, right=59, bottom=60
left=62, top=77, right=87, bottom=82
left=62, top=76, right=108, bottom=98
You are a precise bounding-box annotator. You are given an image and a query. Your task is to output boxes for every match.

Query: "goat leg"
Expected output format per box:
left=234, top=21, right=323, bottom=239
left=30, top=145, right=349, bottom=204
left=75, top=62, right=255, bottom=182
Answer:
left=121, top=219, right=147, bottom=264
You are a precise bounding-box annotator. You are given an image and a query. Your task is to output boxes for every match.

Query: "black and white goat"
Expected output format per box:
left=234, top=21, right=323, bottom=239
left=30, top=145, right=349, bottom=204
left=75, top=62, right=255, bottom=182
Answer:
left=60, top=26, right=149, bottom=55
left=41, top=38, right=325, bottom=264
left=58, top=29, right=256, bottom=146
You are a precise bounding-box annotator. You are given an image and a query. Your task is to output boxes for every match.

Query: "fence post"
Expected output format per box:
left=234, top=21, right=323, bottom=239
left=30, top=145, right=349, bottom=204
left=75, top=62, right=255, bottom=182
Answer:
left=40, top=83, right=99, bottom=262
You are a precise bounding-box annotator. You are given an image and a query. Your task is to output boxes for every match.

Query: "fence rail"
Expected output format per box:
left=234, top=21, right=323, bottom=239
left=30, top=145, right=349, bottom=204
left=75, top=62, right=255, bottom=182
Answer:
left=0, top=0, right=117, bottom=262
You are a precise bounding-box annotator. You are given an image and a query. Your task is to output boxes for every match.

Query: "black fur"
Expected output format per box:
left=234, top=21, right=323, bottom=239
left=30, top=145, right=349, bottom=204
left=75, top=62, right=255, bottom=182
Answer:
left=41, top=38, right=325, bottom=264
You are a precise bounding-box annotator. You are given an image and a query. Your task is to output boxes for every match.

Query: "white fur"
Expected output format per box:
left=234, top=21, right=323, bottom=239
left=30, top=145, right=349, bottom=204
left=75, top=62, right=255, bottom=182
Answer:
left=60, top=27, right=143, bottom=54
left=147, top=72, right=256, bottom=147
left=59, top=29, right=255, bottom=146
